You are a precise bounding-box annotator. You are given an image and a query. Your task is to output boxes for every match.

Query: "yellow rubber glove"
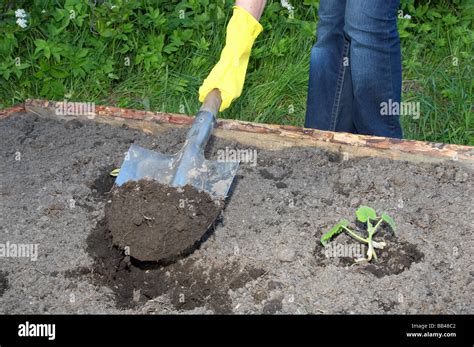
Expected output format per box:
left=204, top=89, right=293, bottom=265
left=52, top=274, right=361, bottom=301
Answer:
left=199, top=6, right=263, bottom=111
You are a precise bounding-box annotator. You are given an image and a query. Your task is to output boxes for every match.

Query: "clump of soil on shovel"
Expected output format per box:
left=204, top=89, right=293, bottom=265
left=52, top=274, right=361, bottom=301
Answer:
left=105, top=179, right=223, bottom=263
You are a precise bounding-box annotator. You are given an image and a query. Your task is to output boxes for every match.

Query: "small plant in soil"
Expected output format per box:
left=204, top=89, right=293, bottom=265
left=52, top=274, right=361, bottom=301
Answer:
left=321, top=206, right=396, bottom=262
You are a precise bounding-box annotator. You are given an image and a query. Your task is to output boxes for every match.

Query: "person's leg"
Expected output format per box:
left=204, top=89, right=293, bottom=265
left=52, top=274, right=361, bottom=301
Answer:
left=305, top=0, right=355, bottom=132
left=344, top=0, right=403, bottom=138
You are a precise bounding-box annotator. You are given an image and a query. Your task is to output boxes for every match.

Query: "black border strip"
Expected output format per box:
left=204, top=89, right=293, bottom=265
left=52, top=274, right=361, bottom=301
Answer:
left=0, top=314, right=472, bottom=345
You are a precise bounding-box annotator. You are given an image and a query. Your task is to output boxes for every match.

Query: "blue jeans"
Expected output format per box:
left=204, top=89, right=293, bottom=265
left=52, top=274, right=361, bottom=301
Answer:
left=305, top=0, right=403, bottom=138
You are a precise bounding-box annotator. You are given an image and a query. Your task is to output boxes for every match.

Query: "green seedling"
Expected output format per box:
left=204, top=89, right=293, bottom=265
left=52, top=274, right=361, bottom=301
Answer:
left=321, top=205, right=396, bottom=262
left=110, top=168, right=120, bottom=177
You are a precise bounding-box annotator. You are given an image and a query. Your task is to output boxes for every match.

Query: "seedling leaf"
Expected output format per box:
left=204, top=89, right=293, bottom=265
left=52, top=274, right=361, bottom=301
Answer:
left=110, top=168, right=120, bottom=177
left=381, top=213, right=396, bottom=233
left=356, top=205, right=376, bottom=222
left=321, top=219, right=349, bottom=246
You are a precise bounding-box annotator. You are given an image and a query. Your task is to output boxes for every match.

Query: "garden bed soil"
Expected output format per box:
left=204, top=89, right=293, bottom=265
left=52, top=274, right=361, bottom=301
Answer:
left=0, top=112, right=472, bottom=314
left=105, top=179, right=223, bottom=263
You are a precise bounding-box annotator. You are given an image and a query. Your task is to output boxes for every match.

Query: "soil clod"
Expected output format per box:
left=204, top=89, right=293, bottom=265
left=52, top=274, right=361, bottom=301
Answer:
left=105, top=179, right=223, bottom=263
left=85, top=220, right=265, bottom=312
left=0, top=271, right=9, bottom=297
left=90, top=166, right=116, bottom=197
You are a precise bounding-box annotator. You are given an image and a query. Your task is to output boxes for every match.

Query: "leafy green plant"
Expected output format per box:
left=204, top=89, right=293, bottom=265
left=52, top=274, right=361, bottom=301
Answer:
left=0, top=1, right=471, bottom=144
left=321, top=206, right=396, bottom=262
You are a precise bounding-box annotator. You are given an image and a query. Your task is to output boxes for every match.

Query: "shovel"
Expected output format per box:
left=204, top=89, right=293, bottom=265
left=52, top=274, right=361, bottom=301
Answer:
left=114, top=89, right=239, bottom=200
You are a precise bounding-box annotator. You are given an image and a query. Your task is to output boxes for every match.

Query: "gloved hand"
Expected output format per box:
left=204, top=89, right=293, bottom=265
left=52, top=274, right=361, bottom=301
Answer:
left=199, top=6, right=263, bottom=112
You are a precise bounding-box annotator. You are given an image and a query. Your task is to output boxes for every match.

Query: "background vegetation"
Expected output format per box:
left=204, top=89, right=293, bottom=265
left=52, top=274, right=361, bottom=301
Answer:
left=0, top=0, right=472, bottom=145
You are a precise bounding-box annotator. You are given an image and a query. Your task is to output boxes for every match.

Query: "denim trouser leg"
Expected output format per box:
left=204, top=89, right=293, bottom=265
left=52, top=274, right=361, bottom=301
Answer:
left=345, top=0, right=403, bottom=138
left=305, top=0, right=351, bottom=131
left=305, top=0, right=403, bottom=138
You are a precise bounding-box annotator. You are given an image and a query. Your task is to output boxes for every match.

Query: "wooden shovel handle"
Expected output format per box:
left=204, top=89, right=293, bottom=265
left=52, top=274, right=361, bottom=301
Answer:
left=200, top=89, right=222, bottom=116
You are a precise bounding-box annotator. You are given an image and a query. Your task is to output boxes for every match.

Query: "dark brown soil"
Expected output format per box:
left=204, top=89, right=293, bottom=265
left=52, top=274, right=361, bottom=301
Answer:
left=0, top=271, right=8, bottom=297
left=85, top=219, right=265, bottom=312
left=105, top=179, right=223, bottom=262
left=89, top=165, right=116, bottom=197
left=313, top=229, right=424, bottom=278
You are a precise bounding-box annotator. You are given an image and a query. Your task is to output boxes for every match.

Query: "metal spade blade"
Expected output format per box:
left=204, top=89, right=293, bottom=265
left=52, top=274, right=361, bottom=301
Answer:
left=114, top=89, right=239, bottom=200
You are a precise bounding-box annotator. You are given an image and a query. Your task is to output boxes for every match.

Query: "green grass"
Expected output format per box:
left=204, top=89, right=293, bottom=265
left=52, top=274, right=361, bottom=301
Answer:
left=398, top=1, right=473, bottom=145
left=0, top=0, right=472, bottom=145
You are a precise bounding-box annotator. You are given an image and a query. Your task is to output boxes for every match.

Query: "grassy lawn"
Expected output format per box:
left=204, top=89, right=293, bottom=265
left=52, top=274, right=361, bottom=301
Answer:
left=0, top=0, right=472, bottom=145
